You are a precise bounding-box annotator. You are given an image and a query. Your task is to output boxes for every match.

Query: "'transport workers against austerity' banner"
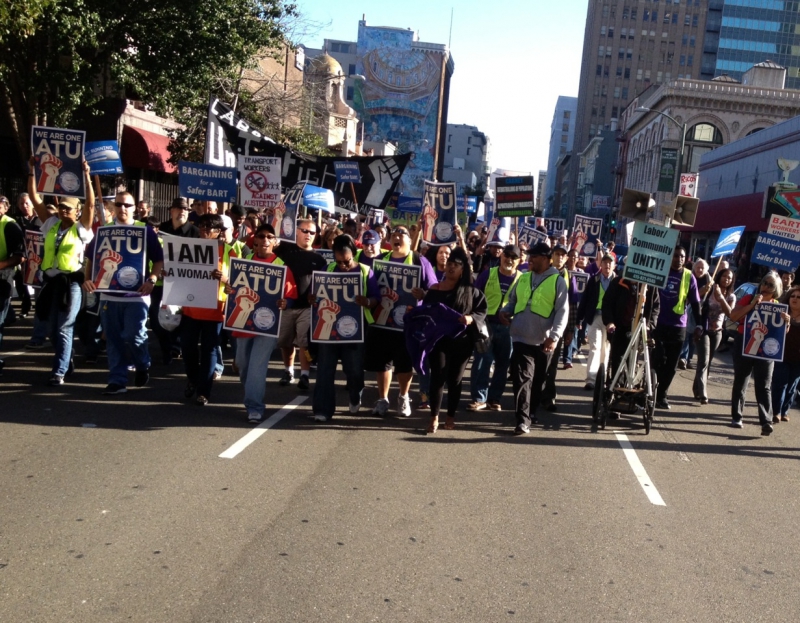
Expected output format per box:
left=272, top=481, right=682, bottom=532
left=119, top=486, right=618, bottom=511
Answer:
left=91, top=225, right=147, bottom=293
left=742, top=302, right=788, bottom=362
left=372, top=260, right=421, bottom=332
left=420, top=180, right=457, bottom=246
left=224, top=258, right=286, bottom=338
left=24, top=231, right=44, bottom=287
left=31, top=126, right=86, bottom=198
left=161, top=234, right=220, bottom=309
left=310, top=271, right=365, bottom=343
left=239, top=156, right=282, bottom=210
left=205, top=97, right=410, bottom=215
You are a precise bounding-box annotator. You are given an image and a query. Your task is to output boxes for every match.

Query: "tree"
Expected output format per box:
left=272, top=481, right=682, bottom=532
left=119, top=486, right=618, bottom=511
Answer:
left=0, top=0, right=295, bottom=160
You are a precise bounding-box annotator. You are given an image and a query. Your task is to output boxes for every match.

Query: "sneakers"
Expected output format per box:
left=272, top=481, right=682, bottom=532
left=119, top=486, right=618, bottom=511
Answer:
left=656, top=398, right=671, bottom=410
left=730, top=419, right=744, bottom=428
left=398, top=394, right=412, bottom=417
left=349, top=402, right=361, bottom=414
left=297, top=375, right=310, bottom=391
left=196, top=396, right=208, bottom=406
left=26, top=341, right=45, bottom=350
left=762, top=423, right=774, bottom=436
left=212, top=370, right=222, bottom=381
left=247, top=412, right=263, bottom=423
left=584, top=382, right=594, bottom=390
left=279, top=371, right=294, bottom=386
left=488, top=402, right=502, bottom=411
left=102, top=383, right=127, bottom=395
left=134, top=368, right=150, bottom=387
left=48, top=374, right=64, bottom=386
left=563, top=362, right=573, bottom=370
left=678, top=359, right=687, bottom=370
left=467, top=401, right=487, bottom=411
left=513, top=424, right=530, bottom=436
left=312, top=414, right=329, bottom=422
left=418, top=392, right=430, bottom=410
left=371, top=398, right=390, bottom=417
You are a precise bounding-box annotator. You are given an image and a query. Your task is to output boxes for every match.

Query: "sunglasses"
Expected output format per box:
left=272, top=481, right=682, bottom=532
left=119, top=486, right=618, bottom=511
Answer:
left=763, top=283, right=776, bottom=289
left=198, top=225, right=220, bottom=231
left=336, top=258, right=354, bottom=265
left=298, top=228, right=316, bottom=235
left=58, top=205, right=76, bottom=212
left=115, top=202, right=135, bottom=208
left=392, top=229, right=410, bottom=236
left=255, top=234, right=276, bottom=240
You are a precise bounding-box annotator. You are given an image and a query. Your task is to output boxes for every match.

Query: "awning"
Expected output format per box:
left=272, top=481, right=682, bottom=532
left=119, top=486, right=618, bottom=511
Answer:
left=121, top=125, right=176, bottom=174
left=674, top=192, right=767, bottom=233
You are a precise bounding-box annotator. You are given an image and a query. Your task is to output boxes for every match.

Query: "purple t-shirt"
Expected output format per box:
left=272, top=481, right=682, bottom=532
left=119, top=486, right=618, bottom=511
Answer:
left=657, top=268, right=700, bottom=328
left=474, top=269, right=517, bottom=321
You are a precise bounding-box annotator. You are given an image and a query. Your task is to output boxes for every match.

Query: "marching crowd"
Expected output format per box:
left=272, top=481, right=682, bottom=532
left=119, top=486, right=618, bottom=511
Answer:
left=2, top=175, right=799, bottom=438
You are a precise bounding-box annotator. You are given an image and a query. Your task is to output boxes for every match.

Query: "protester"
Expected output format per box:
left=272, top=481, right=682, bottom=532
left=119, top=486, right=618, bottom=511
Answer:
left=311, top=234, right=380, bottom=422
left=274, top=218, right=328, bottom=390
left=693, top=268, right=735, bottom=405
left=499, top=242, right=569, bottom=435
left=355, top=229, right=382, bottom=268
left=727, top=272, right=785, bottom=434
left=577, top=253, right=616, bottom=390
left=12, top=192, right=42, bottom=318
left=28, top=160, right=95, bottom=385
left=562, top=248, right=584, bottom=369
left=233, top=224, right=296, bottom=422
left=679, top=258, right=712, bottom=370
left=82, top=191, right=163, bottom=395
left=469, top=243, right=521, bottom=411
left=778, top=270, right=796, bottom=303
left=135, top=201, right=151, bottom=221
left=0, top=196, right=25, bottom=375
left=771, top=284, right=800, bottom=423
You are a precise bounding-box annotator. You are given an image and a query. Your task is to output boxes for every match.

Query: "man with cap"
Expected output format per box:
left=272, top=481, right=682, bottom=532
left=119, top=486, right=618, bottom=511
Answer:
left=356, top=229, right=383, bottom=269
left=0, top=195, right=25, bottom=375
left=577, top=253, right=617, bottom=390
left=469, top=243, right=522, bottom=411
left=28, top=159, right=95, bottom=385
left=499, top=242, right=569, bottom=435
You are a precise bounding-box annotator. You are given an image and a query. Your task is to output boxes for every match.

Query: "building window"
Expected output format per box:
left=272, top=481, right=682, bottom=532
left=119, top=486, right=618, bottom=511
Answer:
left=627, top=48, right=633, bottom=59
left=599, top=45, right=605, bottom=57
left=685, top=14, right=691, bottom=25
left=563, top=110, right=571, bottom=119
left=657, top=71, right=663, bottom=82
left=631, top=8, right=637, bottom=19
left=467, top=148, right=471, bottom=155
left=651, top=11, right=657, bottom=21
left=637, top=68, right=643, bottom=80
left=680, top=55, right=686, bottom=66
left=692, top=14, right=698, bottom=27
left=597, top=64, right=602, bottom=76
left=346, top=86, right=354, bottom=100
left=687, top=54, right=693, bottom=66
left=614, top=86, right=621, bottom=98
left=561, top=134, right=568, bottom=143
left=690, top=36, right=695, bottom=47
left=560, top=146, right=567, bottom=155
left=622, top=87, right=629, bottom=99
left=467, top=137, right=471, bottom=144
left=643, top=9, right=650, bottom=20
left=664, top=12, right=671, bottom=23
left=348, top=64, right=356, bottom=76
left=600, top=25, right=607, bottom=36
left=604, top=66, right=610, bottom=77
left=616, top=66, right=623, bottom=77
left=612, top=106, right=619, bottom=118
left=645, top=69, right=651, bottom=80
left=447, top=145, right=451, bottom=153
left=623, top=7, right=629, bottom=18
left=618, top=47, right=625, bottom=59
left=601, top=84, right=608, bottom=96
left=624, top=67, right=630, bottom=79
left=602, top=5, right=609, bottom=18
left=682, top=34, right=688, bottom=46
left=672, top=13, right=678, bottom=24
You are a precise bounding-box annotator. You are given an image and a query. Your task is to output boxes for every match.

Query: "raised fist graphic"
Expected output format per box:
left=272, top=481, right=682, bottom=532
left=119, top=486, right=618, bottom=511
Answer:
left=25, top=252, right=42, bottom=284
left=270, top=202, right=285, bottom=232
left=376, top=287, right=399, bottom=326
left=313, top=298, right=341, bottom=341
left=421, top=204, right=438, bottom=242
left=94, top=249, right=123, bottom=289
left=38, top=153, right=64, bottom=194
left=745, top=320, right=768, bottom=356
left=365, top=158, right=401, bottom=208
left=571, top=230, right=588, bottom=253
left=486, top=217, right=500, bottom=243
left=229, top=286, right=261, bottom=329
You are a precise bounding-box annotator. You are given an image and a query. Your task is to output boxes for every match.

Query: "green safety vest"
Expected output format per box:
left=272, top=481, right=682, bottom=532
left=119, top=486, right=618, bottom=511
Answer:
left=672, top=268, right=692, bottom=314
left=513, top=272, right=559, bottom=318
left=326, top=262, right=375, bottom=324
left=485, top=267, right=521, bottom=316
left=0, top=215, right=13, bottom=261
left=382, top=250, right=415, bottom=265
left=41, top=221, right=84, bottom=273
left=246, top=253, right=284, bottom=267
left=596, top=276, right=609, bottom=310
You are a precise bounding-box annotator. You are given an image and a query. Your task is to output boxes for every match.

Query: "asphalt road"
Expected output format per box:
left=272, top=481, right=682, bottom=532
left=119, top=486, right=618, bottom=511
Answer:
left=2, top=313, right=800, bottom=622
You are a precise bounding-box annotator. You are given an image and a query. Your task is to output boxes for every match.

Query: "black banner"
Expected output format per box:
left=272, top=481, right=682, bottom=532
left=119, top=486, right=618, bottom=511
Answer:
left=205, top=97, right=410, bottom=216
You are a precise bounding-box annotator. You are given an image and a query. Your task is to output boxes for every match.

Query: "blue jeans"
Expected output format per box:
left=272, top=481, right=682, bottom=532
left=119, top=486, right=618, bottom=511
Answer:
left=48, top=282, right=83, bottom=377
left=101, top=300, right=151, bottom=386
left=772, top=360, right=800, bottom=418
left=236, top=336, right=279, bottom=416
left=470, top=321, right=512, bottom=404
left=563, top=329, right=579, bottom=364
left=312, top=343, right=365, bottom=419
left=680, top=315, right=697, bottom=362
left=181, top=316, right=221, bottom=399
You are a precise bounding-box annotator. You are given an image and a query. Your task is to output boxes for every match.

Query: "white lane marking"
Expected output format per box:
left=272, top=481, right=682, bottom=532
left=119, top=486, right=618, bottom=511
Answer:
left=219, top=396, right=308, bottom=459
left=615, top=433, right=666, bottom=506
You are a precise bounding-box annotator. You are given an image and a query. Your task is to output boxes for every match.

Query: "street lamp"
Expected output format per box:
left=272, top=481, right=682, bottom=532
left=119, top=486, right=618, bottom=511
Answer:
left=634, top=106, right=687, bottom=197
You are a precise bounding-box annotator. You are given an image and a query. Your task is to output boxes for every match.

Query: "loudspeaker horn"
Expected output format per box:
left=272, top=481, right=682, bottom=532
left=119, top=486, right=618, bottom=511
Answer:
left=664, top=195, right=699, bottom=227
left=619, top=188, right=655, bottom=221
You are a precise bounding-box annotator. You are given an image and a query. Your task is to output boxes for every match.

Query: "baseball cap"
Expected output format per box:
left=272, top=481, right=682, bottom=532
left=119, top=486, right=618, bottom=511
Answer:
left=503, top=244, right=521, bottom=258
left=58, top=197, right=81, bottom=211
left=526, top=242, right=552, bottom=257
left=551, top=244, right=568, bottom=255
left=362, top=229, right=381, bottom=245
left=171, top=197, right=190, bottom=210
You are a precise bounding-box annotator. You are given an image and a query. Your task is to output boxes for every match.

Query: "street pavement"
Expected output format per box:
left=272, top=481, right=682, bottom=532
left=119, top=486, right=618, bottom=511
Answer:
left=2, top=311, right=800, bottom=622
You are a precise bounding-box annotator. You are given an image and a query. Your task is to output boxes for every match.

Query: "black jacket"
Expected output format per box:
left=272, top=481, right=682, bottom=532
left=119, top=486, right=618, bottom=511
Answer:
left=577, top=271, right=616, bottom=327
left=602, top=277, right=660, bottom=332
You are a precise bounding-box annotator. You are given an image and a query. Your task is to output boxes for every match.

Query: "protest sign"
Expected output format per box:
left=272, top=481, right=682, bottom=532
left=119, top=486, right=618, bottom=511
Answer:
left=459, top=195, right=477, bottom=214
left=367, top=208, right=385, bottom=226
left=622, top=221, right=680, bottom=288
left=239, top=156, right=282, bottom=210
left=224, top=258, right=286, bottom=338
left=517, top=224, right=548, bottom=249
left=91, top=225, right=147, bottom=293
left=751, top=232, right=800, bottom=272
left=711, top=226, right=746, bottom=257
left=206, top=97, right=409, bottom=215
left=572, top=215, right=604, bottom=257
left=161, top=235, right=220, bottom=309
left=310, top=271, right=365, bottom=343
left=179, top=161, right=238, bottom=203
left=334, top=161, right=361, bottom=183
left=767, top=215, right=800, bottom=242
left=421, top=180, right=457, bottom=246
left=372, top=259, right=421, bottom=331
left=572, top=272, right=589, bottom=307
left=742, top=302, right=788, bottom=362
left=680, top=173, right=699, bottom=197
left=316, top=249, right=334, bottom=265
left=85, top=141, right=123, bottom=175
left=495, top=176, right=535, bottom=217
left=544, top=218, right=565, bottom=235
left=31, top=126, right=86, bottom=198
left=280, top=182, right=305, bottom=244
left=23, top=231, right=44, bottom=287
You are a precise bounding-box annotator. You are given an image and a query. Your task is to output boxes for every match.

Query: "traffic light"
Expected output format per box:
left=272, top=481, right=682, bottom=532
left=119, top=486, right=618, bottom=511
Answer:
left=611, top=218, right=616, bottom=226
left=609, top=226, right=617, bottom=237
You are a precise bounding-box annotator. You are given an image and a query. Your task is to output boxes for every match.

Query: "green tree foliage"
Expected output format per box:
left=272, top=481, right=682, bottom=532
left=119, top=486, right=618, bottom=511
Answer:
left=0, top=0, right=295, bottom=157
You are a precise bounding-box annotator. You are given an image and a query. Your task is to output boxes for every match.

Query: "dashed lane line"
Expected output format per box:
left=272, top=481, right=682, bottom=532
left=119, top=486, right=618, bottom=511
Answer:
left=219, top=395, right=308, bottom=459
left=615, top=432, right=667, bottom=506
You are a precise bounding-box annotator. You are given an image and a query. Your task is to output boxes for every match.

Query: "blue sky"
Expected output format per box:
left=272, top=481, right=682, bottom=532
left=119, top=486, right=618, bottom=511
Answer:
left=293, top=0, right=588, bottom=178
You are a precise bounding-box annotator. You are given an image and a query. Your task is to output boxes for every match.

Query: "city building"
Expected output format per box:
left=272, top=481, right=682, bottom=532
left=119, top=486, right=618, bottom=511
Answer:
left=536, top=170, right=547, bottom=213
left=543, top=96, right=577, bottom=215
left=576, top=125, right=619, bottom=221
left=443, top=123, right=491, bottom=192
left=304, top=54, right=359, bottom=155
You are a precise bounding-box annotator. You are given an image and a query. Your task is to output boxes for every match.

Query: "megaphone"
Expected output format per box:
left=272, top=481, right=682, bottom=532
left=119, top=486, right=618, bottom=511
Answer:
left=620, top=188, right=655, bottom=221
left=664, top=195, right=699, bottom=227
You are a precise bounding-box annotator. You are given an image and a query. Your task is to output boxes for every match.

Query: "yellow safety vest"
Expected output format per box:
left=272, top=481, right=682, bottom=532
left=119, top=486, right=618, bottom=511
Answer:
left=596, top=276, right=609, bottom=310
left=41, top=221, right=84, bottom=273
left=485, top=267, right=521, bottom=316
left=672, top=268, right=692, bottom=314
left=326, top=262, right=374, bottom=324
left=513, top=272, right=559, bottom=318
left=382, top=250, right=415, bottom=265
left=0, top=215, right=13, bottom=261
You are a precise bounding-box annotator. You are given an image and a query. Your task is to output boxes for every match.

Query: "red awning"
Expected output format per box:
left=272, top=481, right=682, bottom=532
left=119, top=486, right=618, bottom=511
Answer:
left=673, top=192, right=767, bottom=233
left=121, top=125, right=176, bottom=174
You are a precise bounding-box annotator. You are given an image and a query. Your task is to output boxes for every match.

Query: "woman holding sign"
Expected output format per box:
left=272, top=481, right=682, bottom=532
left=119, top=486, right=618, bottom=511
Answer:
left=693, top=268, right=736, bottom=405
left=772, top=285, right=800, bottom=423
left=727, top=272, right=788, bottom=435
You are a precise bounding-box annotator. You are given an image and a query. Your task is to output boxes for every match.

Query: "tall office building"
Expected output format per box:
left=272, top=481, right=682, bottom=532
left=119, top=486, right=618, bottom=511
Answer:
left=543, top=95, right=577, bottom=216
left=701, top=0, right=800, bottom=87
left=443, top=123, right=491, bottom=191
left=569, top=0, right=711, bottom=220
